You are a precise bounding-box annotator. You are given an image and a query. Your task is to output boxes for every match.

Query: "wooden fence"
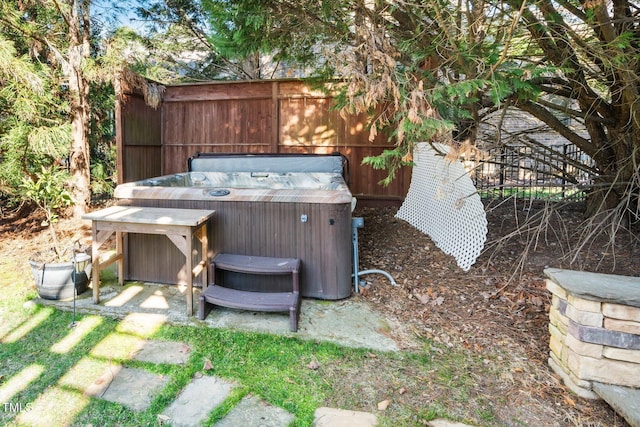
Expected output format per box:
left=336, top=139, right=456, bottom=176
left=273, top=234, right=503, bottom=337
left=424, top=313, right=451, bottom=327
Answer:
left=116, top=79, right=410, bottom=205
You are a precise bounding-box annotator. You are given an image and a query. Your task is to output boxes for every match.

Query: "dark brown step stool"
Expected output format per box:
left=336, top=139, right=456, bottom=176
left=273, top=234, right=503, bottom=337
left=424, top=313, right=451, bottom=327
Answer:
left=198, top=253, right=301, bottom=332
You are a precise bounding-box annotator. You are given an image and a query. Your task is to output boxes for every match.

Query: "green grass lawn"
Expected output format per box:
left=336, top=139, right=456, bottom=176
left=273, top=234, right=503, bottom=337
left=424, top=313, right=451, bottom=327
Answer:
left=0, top=257, right=498, bottom=427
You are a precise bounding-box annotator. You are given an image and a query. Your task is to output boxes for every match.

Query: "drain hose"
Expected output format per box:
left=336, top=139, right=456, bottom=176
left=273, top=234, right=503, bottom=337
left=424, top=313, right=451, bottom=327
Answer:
left=353, top=269, right=398, bottom=287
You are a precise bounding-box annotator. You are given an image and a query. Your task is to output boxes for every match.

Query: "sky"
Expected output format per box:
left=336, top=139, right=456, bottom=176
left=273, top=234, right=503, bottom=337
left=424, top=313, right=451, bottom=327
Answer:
left=91, top=1, right=147, bottom=33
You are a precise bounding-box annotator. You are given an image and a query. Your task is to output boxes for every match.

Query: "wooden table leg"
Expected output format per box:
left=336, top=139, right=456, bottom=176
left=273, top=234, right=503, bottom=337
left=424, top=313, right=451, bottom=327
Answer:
left=166, top=231, right=193, bottom=316
left=90, top=227, right=119, bottom=304
left=186, top=230, right=193, bottom=316
left=116, top=231, right=124, bottom=286
left=84, top=207, right=215, bottom=317
left=92, top=224, right=101, bottom=304
left=202, top=223, right=208, bottom=290
left=194, top=223, right=209, bottom=291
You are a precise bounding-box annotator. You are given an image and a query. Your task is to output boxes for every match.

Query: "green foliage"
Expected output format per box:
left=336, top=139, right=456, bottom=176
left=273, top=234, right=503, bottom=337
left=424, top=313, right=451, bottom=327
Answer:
left=362, top=147, right=412, bottom=186
left=0, top=1, right=120, bottom=208
left=133, top=1, right=232, bottom=81
left=87, top=79, right=117, bottom=198
left=611, top=31, right=635, bottom=50
left=0, top=0, right=636, bottom=222
left=0, top=32, right=72, bottom=200
left=203, top=0, right=270, bottom=58
left=0, top=36, right=44, bottom=94
left=136, top=0, right=353, bottom=79
left=90, top=144, right=116, bottom=197
left=180, top=0, right=640, bottom=224
left=20, top=166, right=74, bottom=260
left=20, top=166, right=73, bottom=224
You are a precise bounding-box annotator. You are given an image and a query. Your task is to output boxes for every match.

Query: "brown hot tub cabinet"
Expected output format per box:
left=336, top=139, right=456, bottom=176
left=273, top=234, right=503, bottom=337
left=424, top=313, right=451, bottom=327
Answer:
left=114, top=153, right=354, bottom=300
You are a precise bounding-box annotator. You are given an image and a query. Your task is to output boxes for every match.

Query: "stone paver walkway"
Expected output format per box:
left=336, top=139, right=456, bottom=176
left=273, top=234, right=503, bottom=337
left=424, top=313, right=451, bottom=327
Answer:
left=37, top=280, right=428, bottom=425
left=40, top=282, right=412, bottom=352
left=132, top=340, right=192, bottom=364
left=56, top=326, right=480, bottom=427
left=80, top=338, right=384, bottom=426
left=313, top=407, right=377, bottom=426
left=162, top=375, right=235, bottom=427
left=215, top=395, right=295, bottom=427
left=85, top=366, right=169, bottom=412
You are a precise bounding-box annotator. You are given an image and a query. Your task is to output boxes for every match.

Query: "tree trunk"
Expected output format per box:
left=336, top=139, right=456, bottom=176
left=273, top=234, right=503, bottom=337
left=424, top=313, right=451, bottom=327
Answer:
left=584, top=132, right=640, bottom=226
left=69, top=83, right=91, bottom=217
left=240, top=52, right=261, bottom=79
left=584, top=178, right=621, bottom=220
left=67, top=0, right=91, bottom=217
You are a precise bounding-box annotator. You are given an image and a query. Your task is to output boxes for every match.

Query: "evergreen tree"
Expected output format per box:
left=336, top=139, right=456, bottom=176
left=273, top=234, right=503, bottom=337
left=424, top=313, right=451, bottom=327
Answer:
left=0, top=13, right=71, bottom=205
left=185, top=0, right=640, bottom=228
left=0, top=1, right=125, bottom=213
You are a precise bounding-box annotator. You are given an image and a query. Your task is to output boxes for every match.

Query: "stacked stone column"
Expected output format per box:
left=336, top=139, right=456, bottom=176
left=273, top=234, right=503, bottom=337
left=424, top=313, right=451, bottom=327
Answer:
left=545, top=268, right=640, bottom=399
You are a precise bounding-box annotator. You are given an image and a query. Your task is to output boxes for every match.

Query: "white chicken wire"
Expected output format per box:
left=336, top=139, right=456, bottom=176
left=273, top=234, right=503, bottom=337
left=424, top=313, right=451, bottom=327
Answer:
left=396, top=142, right=488, bottom=271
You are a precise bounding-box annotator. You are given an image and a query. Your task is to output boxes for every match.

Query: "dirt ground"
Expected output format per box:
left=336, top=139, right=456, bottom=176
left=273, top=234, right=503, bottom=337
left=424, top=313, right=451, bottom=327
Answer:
left=1, top=199, right=638, bottom=426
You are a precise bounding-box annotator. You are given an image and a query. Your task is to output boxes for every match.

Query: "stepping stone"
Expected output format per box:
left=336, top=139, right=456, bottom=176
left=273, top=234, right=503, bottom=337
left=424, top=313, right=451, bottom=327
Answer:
left=161, top=375, right=234, bottom=427
left=313, top=407, right=377, bottom=427
left=118, top=312, right=168, bottom=337
left=214, top=395, right=294, bottom=427
left=90, top=333, right=145, bottom=360
left=131, top=340, right=192, bottom=365
left=85, top=366, right=168, bottom=411
left=427, top=420, right=476, bottom=427
left=15, top=386, right=89, bottom=427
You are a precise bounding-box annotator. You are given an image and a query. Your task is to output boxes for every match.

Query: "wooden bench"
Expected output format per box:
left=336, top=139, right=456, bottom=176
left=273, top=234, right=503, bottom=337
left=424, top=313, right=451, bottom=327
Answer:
left=198, top=253, right=301, bottom=332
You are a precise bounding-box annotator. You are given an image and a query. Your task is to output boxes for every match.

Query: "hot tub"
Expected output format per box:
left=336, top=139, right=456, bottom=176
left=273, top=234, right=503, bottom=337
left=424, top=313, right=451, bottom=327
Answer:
left=114, top=153, right=354, bottom=300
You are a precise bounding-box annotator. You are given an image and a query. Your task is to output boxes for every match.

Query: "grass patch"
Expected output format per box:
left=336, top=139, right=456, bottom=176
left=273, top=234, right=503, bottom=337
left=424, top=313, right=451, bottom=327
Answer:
left=1, top=258, right=504, bottom=427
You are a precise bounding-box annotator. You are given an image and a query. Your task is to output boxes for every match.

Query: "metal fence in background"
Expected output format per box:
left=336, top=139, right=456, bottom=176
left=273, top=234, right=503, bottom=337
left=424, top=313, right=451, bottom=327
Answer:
left=468, top=143, right=595, bottom=201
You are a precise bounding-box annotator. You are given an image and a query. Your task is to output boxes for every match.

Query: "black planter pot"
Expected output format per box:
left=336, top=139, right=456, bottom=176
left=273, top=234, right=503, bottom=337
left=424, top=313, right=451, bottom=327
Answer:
left=29, top=253, right=92, bottom=300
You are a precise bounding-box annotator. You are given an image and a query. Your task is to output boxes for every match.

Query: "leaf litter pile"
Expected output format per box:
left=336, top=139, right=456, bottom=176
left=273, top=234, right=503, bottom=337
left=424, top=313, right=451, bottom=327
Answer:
left=351, top=201, right=637, bottom=426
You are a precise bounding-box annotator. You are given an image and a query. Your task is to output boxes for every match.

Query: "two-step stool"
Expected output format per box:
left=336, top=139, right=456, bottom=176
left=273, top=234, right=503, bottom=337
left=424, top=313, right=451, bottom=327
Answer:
left=198, top=253, right=302, bottom=332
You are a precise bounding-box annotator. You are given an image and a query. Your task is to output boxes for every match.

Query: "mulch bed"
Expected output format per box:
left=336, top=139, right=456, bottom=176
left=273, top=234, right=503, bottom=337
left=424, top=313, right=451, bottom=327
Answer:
left=353, top=201, right=637, bottom=426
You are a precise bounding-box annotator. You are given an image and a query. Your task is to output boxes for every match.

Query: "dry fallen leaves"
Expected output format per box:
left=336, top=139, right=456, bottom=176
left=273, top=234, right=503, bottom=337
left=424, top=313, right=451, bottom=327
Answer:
left=414, top=292, right=431, bottom=305
left=377, top=399, right=391, bottom=410
left=564, top=396, right=576, bottom=407
left=157, top=414, right=171, bottom=425
left=413, top=288, right=446, bottom=306
left=203, top=358, right=214, bottom=371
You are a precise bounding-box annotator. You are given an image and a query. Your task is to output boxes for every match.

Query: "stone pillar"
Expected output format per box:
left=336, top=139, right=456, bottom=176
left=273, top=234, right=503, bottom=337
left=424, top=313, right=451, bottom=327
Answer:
left=545, top=268, right=640, bottom=399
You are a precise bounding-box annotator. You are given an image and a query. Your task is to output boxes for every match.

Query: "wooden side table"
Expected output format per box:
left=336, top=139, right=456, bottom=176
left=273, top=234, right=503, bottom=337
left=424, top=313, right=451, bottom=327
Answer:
left=82, top=206, right=214, bottom=315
